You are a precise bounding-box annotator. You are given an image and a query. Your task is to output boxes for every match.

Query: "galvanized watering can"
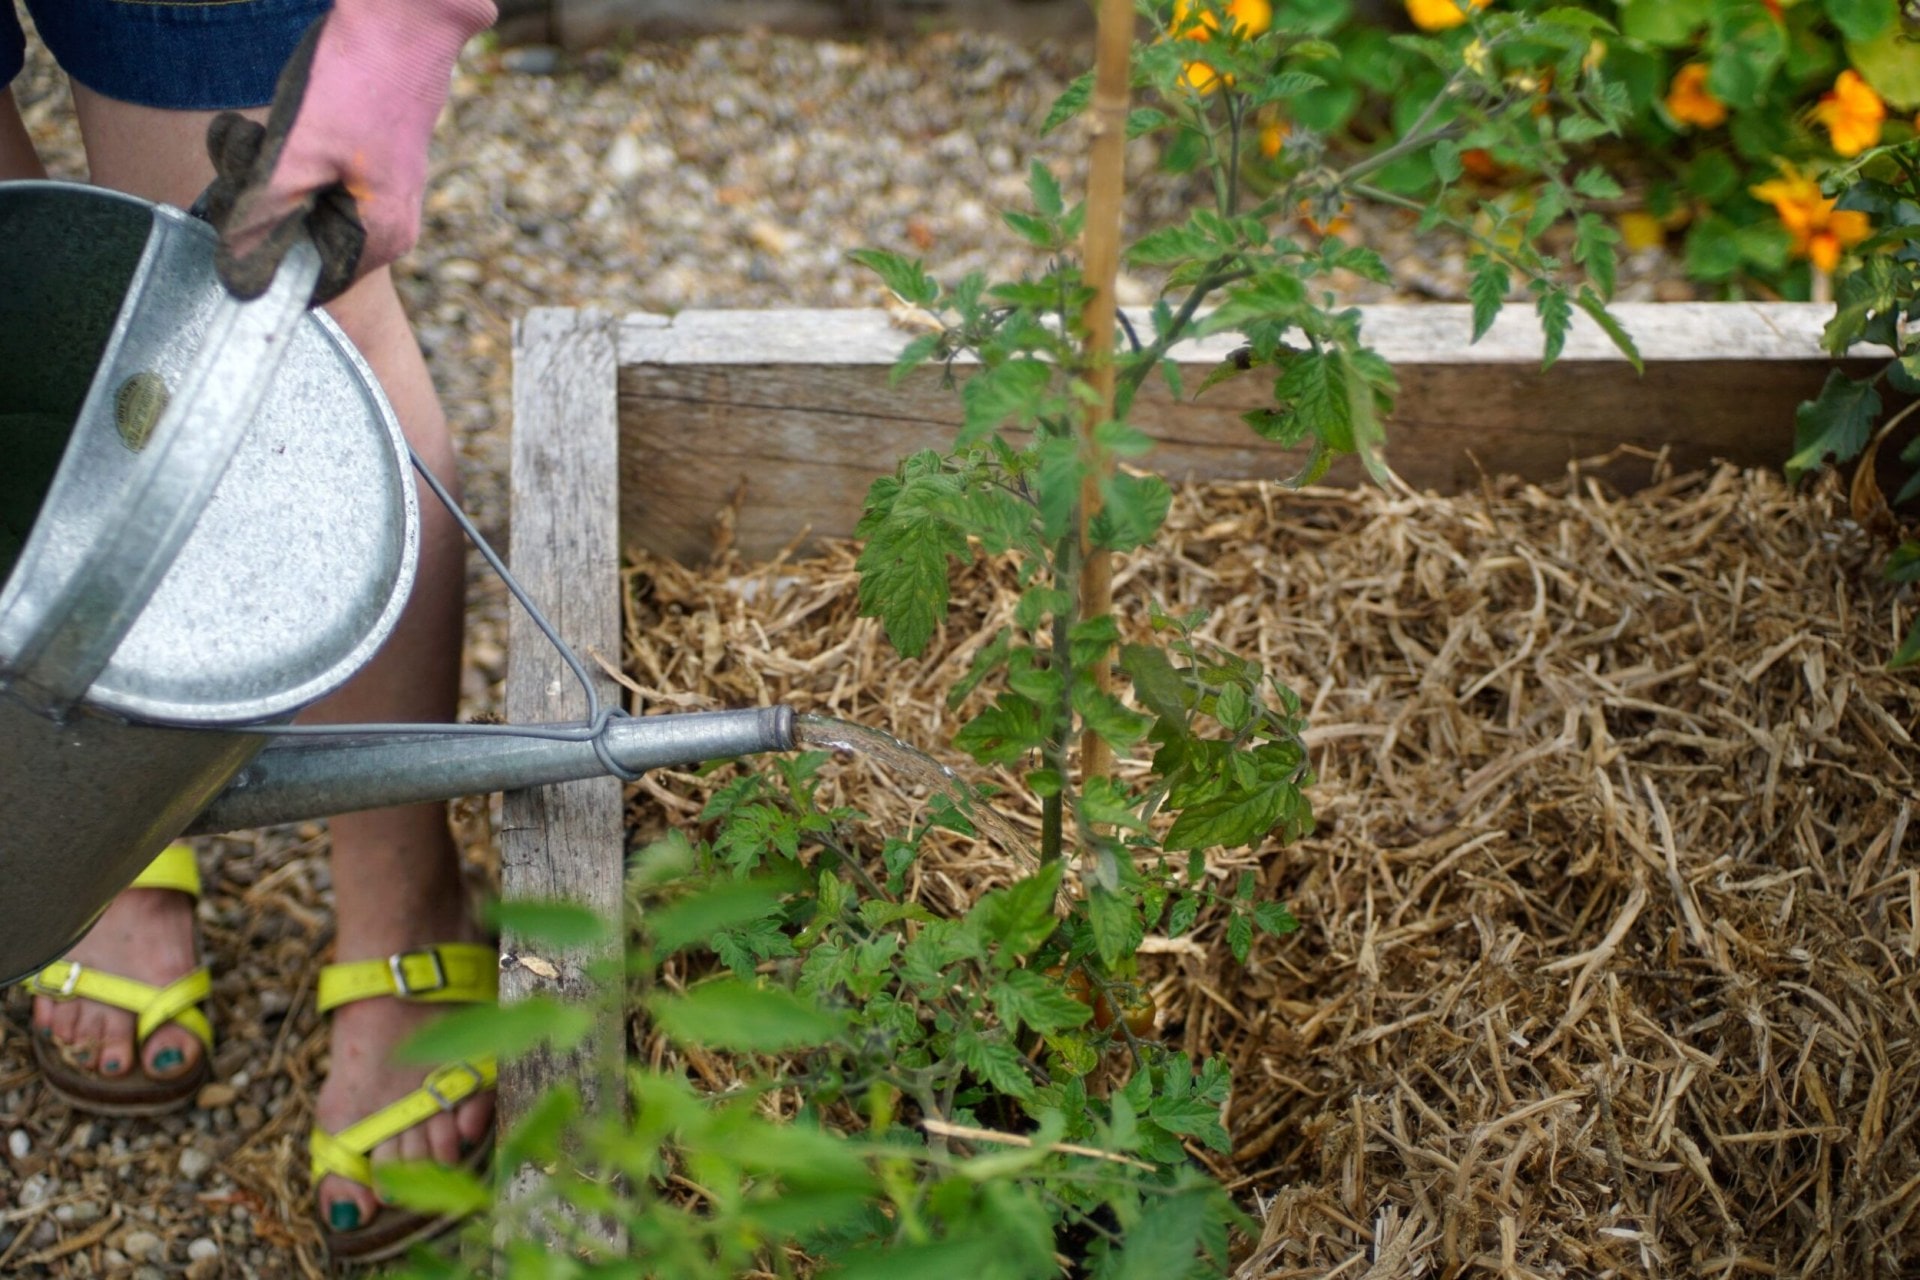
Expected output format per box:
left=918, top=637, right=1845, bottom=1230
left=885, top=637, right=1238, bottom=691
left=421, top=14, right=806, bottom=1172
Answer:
left=0, top=182, right=792, bottom=986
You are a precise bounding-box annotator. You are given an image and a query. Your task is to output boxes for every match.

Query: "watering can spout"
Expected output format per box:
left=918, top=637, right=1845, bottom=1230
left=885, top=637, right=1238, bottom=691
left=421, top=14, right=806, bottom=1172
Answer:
left=186, top=706, right=797, bottom=836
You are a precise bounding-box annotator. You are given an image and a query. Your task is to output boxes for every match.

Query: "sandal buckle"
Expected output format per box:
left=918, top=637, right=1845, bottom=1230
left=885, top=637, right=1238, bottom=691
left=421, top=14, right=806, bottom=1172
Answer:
left=33, top=962, right=81, bottom=998
left=389, top=948, right=449, bottom=997
left=426, top=1062, right=486, bottom=1112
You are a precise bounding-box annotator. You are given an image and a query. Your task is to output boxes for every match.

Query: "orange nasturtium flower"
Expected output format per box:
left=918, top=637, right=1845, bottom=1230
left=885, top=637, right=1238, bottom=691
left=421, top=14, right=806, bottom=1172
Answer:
left=1814, top=70, right=1886, bottom=157
left=1405, top=0, right=1491, bottom=31
left=1666, top=64, right=1727, bottom=129
left=1168, top=0, right=1272, bottom=94
left=1751, top=165, right=1872, bottom=274
left=1259, top=117, right=1289, bottom=158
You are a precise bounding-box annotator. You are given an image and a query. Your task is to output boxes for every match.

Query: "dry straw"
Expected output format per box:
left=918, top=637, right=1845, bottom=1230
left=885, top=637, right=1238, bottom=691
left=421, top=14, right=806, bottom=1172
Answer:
left=624, top=451, right=1920, bottom=1278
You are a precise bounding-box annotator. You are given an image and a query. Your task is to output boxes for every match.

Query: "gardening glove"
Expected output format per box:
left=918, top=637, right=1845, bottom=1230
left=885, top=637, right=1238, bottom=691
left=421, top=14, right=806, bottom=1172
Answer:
left=203, top=0, right=497, bottom=306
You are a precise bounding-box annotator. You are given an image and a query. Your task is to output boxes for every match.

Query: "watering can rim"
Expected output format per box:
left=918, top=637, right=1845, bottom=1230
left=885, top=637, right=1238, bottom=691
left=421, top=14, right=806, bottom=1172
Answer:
left=0, top=179, right=419, bottom=727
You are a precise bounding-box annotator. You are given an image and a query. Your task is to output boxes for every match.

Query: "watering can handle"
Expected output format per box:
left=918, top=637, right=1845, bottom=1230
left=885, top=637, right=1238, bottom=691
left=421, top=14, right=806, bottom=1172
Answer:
left=1, top=226, right=324, bottom=715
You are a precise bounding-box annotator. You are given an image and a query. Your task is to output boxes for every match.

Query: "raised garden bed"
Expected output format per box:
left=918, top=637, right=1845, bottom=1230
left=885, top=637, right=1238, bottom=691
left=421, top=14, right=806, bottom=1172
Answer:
left=504, top=301, right=1920, bottom=1272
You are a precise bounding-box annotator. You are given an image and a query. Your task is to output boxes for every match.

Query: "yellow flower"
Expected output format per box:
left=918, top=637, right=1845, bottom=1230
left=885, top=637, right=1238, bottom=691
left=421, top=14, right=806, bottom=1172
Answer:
left=1616, top=211, right=1667, bottom=253
left=1666, top=64, right=1727, bottom=130
left=1258, top=118, right=1289, bottom=158
left=1169, top=0, right=1271, bottom=39
left=1814, top=69, right=1885, bottom=158
left=1751, top=165, right=1872, bottom=274
left=1166, top=0, right=1270, bottom=94
left=1181, top=60, right=1228, bottom=94
left=1405, top=0, right=1490, bottom=30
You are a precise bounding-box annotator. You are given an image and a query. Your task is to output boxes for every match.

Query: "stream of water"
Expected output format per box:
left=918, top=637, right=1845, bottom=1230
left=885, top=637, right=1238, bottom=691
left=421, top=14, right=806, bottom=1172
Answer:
left=793, top=712, right=1035, bottom=865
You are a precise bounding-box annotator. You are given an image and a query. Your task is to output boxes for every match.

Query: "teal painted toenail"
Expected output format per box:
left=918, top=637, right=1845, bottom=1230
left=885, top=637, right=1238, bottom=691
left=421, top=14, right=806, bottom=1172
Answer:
left=153, top=1048, right=184, bottom=1072
left=37, top=1026, right=51, bottom=1038
left=329, top=1202, right=362, bottom=1232
left=102, top=1058, right=121, bottom=1074
left=459, top=1137, right=474, bottom=1156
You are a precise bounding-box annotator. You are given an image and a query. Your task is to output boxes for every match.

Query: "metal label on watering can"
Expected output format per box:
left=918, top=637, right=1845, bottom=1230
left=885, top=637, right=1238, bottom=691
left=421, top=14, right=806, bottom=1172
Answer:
left=0, top=182, right=419, bottom=985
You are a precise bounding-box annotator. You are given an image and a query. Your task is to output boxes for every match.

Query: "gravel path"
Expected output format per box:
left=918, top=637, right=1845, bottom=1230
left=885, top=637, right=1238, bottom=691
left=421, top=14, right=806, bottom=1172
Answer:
left=0, top=24, right=1692, bottom=1276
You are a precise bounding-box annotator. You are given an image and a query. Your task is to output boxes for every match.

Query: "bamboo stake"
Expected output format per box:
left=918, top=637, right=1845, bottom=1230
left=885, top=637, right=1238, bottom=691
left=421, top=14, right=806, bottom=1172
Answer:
left=1076, top=0, right=1133, bottom=787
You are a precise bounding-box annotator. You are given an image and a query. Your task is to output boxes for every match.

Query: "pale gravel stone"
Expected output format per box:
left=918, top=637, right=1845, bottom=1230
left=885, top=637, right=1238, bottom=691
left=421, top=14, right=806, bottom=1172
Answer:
left=121, top=1229, right=163, bottom=1262
left=188, top=1237, right=221, bottom=1261
left=7, top=1127, right=26, bottom=1158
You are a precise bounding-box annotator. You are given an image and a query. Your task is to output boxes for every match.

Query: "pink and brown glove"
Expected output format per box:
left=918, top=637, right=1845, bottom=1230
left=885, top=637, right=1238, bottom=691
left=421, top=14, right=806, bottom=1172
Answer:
left=203, top=0, right=497, bottom=304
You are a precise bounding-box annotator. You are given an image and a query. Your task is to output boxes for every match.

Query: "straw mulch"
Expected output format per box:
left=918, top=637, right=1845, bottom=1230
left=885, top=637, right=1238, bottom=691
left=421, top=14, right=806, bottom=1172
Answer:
left=621, top=453, right=1920, bottom=1280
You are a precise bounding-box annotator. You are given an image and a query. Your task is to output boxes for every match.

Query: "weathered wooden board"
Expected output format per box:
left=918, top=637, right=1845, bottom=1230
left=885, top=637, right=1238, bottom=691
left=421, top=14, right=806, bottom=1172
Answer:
left=502, top=308, right=626, bottom=1242
left=617, top=302, right=1882, bottom=564
left=503, top=0, right=1094, bottom=46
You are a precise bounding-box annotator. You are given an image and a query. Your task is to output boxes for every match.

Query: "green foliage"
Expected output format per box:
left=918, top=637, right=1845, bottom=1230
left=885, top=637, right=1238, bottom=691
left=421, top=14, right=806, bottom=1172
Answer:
left=1249, top=0, right=1918, bottom=298
left=1789, top=138, right=1920, bottom=670
left=387, top=5, right=1642, bottom=1277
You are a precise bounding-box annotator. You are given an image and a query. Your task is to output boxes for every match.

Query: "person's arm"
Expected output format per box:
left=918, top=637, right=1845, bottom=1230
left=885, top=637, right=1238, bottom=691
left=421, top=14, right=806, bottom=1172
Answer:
left=208, top=0, right=497, bottom=302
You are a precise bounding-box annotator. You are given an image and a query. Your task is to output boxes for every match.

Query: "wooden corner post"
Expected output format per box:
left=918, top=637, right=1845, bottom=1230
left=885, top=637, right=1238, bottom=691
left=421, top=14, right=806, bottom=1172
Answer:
left=503, top=308, right=627, bottom=1244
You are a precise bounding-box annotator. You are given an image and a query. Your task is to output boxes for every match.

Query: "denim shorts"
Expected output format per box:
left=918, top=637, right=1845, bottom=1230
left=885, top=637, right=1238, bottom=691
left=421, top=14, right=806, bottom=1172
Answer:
left=2, top=0, right=329, bottom=111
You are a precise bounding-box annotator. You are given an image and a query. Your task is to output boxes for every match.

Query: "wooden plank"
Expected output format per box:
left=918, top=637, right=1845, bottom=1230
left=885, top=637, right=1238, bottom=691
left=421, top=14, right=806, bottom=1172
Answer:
left=616, top=303, right=1887, bottom=564
left=503, top=308, right=625, bottom=1242
left=548, top=0, right=1091, bottom=44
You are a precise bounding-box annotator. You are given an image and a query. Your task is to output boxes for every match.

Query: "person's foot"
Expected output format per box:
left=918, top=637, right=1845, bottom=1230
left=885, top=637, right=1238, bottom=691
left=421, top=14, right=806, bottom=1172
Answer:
left=30, top=885, right=204, bottom=1086
left=312, top=909, right=495, bottom=1236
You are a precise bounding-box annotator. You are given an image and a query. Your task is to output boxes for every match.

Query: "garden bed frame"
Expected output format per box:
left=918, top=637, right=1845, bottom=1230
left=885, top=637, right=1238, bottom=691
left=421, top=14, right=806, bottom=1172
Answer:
left=498, top=299, right=1871, bottom=1221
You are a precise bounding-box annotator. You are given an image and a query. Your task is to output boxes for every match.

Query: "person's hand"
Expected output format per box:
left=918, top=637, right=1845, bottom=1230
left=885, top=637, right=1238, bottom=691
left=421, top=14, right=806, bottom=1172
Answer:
left=202, top=0, right=497, bottom=305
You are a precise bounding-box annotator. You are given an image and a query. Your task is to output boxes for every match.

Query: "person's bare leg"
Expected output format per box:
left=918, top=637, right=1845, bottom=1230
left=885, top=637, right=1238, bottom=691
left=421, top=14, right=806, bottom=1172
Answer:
left=1, top=88, right=195, bottom=1089
left=0, top=88, right=44, bottom=179
left=3, top=87, right=200, bottom=1091
left=55, top=85, right=490, bottom=1233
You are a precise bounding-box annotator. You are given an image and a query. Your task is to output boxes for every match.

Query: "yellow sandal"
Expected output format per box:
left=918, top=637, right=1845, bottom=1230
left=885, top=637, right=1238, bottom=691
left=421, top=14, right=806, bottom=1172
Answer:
left=309, top=942, right=498, bottom=1266
left=24, top=842, right=214, bottom=1116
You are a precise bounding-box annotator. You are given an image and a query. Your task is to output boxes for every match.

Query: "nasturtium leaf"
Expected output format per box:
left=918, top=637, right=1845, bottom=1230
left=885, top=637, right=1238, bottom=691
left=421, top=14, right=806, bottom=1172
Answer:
left=1849, top=23, right=1920, bottom=108
left=1622, top=0, right=1708, bottom=45
left=1707, top=2, right=1787, bottom=109
left=1825, top=0, right=1896, bottom=48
